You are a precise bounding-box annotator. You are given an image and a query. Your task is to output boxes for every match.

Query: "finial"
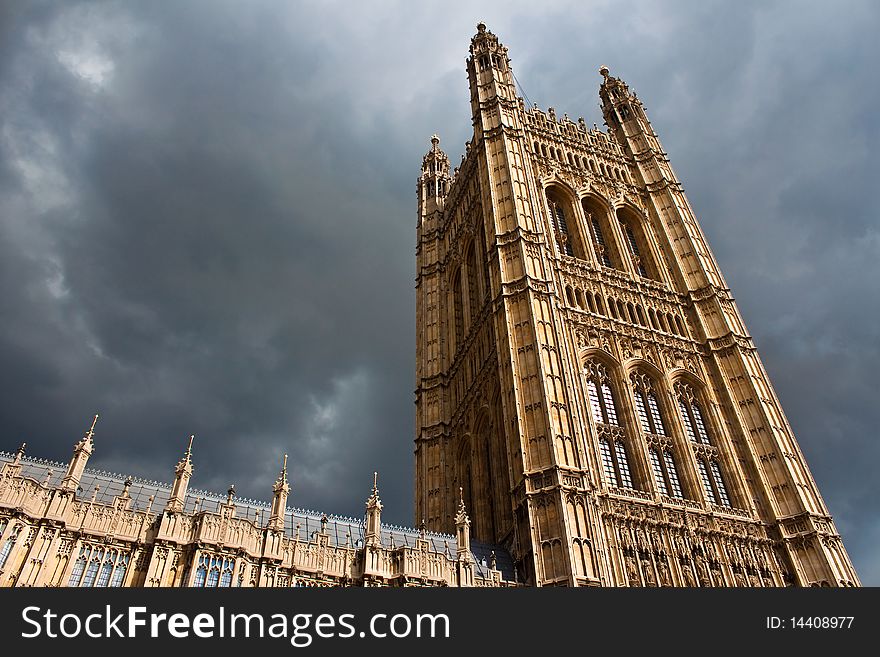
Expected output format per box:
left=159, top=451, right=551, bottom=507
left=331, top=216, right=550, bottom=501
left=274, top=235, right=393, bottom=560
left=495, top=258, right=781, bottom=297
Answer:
left=283, top=453, right=288, bottom=473
left=599, top=65, right=610, bottom=79
left=123, top=477, right=133, bottom=494
left=186, top=434, right=194, bottom=457
left=227, top=484, right=235, bottom=503
left=14, top=441, right=26, bottom=464
left=372, top=471, right=379, bottom=495
left=88, top=413, right=99, bottom=434
left=459, top=486, right=464, bottom=506
left=477, top=22, right=486, bottom=33
left=430, top=134, right=439, bottom=147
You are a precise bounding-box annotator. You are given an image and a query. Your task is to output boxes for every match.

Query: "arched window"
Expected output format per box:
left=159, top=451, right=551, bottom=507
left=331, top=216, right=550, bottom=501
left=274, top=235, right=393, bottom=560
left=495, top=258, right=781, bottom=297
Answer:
left=676, top=382, right=732, bottom=507
left=466, top=242, right=480, bottom=323
left=676, top=383, right=711, bottom=445
left=599, top=439, right=634, bottom=489
left=582, top=197, right=624, bottom=270
left=206, top=556, right=221, bottom=587
left=631, top=373, right=666, bottom=437
left=617, top=208, right=658, bottom=280
left=586, top=291, right=597, bottom=313
left=81, top=547, right=103, bottom=587
left=621, top=219, right=648, bottom=277
left=68, top=545, right=89, bottom=587
left=633, top=373, right=685, bottom=499
left=697, top=458, right=731, bottom=506
left=547, top=189, right=572, bottom=256
left=479, top=223, right=491, bottom=301
left=649, top=447, right=684, bottom=498
left=0, top=524, right=20, bottom=569
left=586, top=369, right=619, bottom=426
left=110, top=554, right=130, bottom=587
left=546, top=188, right=585, bottom=259
left=452, top=269, right=464, bottom=351
left=97, top=557, right=114, bottom=588
left=219, top=559, right=235, bottom=587
left=585, top=361, right=635, bottom=490
left=587, top=212, right=610, bottom=266
left=193, top=554, right=208, bottom=587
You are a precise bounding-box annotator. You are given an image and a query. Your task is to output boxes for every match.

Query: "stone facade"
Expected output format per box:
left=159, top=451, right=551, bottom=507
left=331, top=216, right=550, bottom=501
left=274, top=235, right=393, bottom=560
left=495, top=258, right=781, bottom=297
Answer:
left=0, top=428, right=513, bottom=588
left=414, top=24, right=860, bottom=587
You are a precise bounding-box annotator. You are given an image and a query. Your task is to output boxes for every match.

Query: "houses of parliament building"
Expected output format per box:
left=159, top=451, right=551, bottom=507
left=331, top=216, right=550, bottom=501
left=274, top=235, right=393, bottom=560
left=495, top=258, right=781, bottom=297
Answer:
left=0, top=24, right=859, bottom=588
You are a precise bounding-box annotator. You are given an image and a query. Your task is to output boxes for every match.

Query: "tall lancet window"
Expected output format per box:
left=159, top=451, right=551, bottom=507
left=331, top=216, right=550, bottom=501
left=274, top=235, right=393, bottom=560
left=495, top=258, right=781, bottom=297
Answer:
left=617, top=208, right=657, bottom=279
left=452, top=269, right=464, bottom=352
left=585, top=360, right=634, bottom=489
left=676, top=383, right=711, bottom=445
left=675, top=382, right=733, bottom=507
left=631, top=372, right=666, bottom=437
left=466, top=242, right=480, bottom=325
left=582, top=198, right=622, bottom=270
left=548, top=195, right=573, bottom=256
left=621, top=221, right=649, bottom=277
left=633, top=372, right=684, bottom=498
left=0, top=523, right=19, bottom=569
left=546, top=188, right=585, bottom=259
left=697, top=459, right=732, bottom=507
left=588, top=213, right=613, bottom=267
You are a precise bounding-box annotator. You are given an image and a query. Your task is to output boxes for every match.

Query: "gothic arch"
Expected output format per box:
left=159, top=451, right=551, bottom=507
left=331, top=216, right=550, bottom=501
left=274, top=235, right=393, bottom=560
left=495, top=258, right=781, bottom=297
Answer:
left=463, top=239, right=482, bottom=328
left=581, top=194, right=624, bottom=270
left=669, top=373, right=737, bottom=508
left=616, top=204, right=659, bottom=280
left=668, top=368, right=708, bottom=391
left=455, top=434, right=475, bottom=529
left=449, top=266, right=464, bottom=356
left=622, top=357, right=665, bottom=382
left=579, top=346, right=620, bottom=371
left=544, top=182, right=588, bottom=260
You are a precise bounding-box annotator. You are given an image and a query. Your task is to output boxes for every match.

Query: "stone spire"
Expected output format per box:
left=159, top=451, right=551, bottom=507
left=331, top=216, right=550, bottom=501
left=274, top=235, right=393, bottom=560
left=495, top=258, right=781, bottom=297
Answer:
left=455, top=487, right=471, bottom=560
left=420, top=134, right=451, bottom=204
left=13, top=441, right=26, bottom=466
left=364, top=471, right=383, bottom=547
left=268, top=454, right=290, bottom=531
left=165, top=435, right=194, bottom=513
left=60, top=414, right=98, bottom=493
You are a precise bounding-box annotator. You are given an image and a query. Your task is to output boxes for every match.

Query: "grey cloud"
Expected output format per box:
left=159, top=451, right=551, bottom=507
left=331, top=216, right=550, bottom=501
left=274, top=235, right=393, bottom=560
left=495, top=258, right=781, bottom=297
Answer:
left=1, top=1, right=877, bottom=583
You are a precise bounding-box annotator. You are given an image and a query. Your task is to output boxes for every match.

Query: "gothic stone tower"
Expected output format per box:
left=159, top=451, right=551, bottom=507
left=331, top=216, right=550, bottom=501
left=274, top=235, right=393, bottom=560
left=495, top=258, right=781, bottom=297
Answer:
left=415, top=24, right=859, bottom=587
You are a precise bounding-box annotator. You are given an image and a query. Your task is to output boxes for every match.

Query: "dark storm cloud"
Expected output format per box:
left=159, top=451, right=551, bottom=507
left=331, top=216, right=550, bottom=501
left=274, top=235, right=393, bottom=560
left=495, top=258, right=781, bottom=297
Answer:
left=1, top=1, right=877, bottom=583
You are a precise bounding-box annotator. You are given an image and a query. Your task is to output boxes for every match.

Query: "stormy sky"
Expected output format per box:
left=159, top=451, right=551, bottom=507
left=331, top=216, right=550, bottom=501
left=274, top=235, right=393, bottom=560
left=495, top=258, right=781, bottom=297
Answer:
left=1, top=1, right=877, bottom=584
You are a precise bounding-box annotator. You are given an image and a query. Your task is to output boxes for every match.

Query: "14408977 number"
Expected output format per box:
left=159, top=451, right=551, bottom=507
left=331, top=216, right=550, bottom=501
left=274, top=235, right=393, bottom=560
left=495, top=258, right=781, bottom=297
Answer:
left=766, top=616, right=854, bottom=629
